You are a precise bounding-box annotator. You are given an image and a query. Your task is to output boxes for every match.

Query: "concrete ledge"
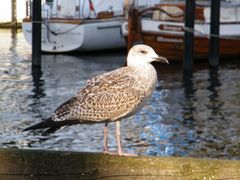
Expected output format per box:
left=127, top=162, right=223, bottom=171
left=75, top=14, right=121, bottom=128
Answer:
left=0, top=148, right=239, bottom=179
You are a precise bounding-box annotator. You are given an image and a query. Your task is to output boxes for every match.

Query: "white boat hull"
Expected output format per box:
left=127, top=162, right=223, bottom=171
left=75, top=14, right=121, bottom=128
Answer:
left=140, top=19, right=240, bottom=37
left=22, top=18, right=126, bottom=53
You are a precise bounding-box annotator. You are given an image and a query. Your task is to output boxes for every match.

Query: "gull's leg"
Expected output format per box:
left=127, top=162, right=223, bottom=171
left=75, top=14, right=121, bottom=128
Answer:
left=104, top=121, right=138, bottom=156
left=116, top=121, right=138, bottom=156
left=103, top=123, right=116, bottom=155
left=103, top=123, right=109, bottom=153
left=116, top=121, right=123, bottom=155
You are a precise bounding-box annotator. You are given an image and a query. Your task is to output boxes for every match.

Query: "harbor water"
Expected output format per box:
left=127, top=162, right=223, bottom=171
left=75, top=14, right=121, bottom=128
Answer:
left=0, top=29, right=239, bottom=159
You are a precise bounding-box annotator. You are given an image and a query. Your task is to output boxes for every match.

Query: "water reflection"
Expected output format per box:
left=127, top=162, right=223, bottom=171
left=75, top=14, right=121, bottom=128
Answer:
left=10, top=29, right=17, bottom=51
left=207, top=67, right=223, bottom=119
left=29, top=66, right=45, bottom=121
left=31, top=67, right=45, bottom=99
left=182, top=70, right=196, bottom=126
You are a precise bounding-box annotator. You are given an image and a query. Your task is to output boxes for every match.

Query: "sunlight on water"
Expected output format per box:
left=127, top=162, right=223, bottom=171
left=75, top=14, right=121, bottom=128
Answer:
left=0, top=29, right=239, bottom=159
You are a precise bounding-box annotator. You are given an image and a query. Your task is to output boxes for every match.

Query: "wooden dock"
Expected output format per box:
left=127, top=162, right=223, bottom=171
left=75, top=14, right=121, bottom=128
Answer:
left=0, top=22, right=21, bottom=28
left=0, top=148, right=239, bottom=179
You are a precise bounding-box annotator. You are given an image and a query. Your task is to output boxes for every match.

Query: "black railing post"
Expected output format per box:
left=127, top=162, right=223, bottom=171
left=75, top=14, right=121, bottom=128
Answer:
left=209, top=0, right=221, bottom=67
left=32, top=0, right=42, bottom=67
left=183, top=0, right=196, bottom=71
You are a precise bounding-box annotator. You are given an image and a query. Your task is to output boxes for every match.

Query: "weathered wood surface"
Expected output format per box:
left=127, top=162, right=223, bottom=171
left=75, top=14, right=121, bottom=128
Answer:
left=0, top=148, right=239, bottom=180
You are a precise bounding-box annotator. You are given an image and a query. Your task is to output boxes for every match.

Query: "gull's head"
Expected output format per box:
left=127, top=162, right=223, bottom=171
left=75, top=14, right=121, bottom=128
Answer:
left=127, top=44, right=169, bottom=66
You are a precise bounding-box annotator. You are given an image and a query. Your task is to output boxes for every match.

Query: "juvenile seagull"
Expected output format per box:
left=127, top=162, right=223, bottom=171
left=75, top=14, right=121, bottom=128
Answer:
left=23, top=45, right=168, bottom=156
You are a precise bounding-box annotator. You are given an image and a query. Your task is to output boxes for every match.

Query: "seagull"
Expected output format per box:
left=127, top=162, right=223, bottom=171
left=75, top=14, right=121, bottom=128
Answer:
left=23, top=44, right=169, bottom=156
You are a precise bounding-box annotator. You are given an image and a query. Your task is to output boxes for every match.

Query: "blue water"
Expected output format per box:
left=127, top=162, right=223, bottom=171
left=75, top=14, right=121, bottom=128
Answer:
left=0, top=29, right=239, bottom=159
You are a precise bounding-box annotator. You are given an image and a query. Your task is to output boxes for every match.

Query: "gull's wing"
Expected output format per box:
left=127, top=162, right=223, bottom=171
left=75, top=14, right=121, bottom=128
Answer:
left=52, top=67, right=144, bottom=122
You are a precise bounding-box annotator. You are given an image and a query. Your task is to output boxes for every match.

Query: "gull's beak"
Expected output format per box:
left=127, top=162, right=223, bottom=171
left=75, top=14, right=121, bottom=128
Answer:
left=153, top=56, right=169, bottom=64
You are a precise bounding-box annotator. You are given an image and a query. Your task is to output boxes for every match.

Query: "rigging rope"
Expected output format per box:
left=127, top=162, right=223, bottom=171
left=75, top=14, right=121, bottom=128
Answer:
left=43, top=21, right=82, bottom=35
left=183, top=26, right=240, bottom=40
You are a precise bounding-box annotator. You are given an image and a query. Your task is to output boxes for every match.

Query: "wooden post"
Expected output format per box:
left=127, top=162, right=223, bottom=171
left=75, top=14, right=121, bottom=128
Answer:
left=209, top=0, right=221, bottom=67
left=125, top=7, right=142, bottom=65
left=11, top=0, right=17, bottom=39
left=183, top=0, right=196, bottom=71
left=127, top=7, right=142, bottom=50
left=32, top=0, right=42, bottom=67
left=11, top=0, right=17, bottom=28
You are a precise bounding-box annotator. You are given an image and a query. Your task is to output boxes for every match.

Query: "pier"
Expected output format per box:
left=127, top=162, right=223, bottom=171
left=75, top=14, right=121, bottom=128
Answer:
left=0, top=148, right=240, bottom=179
left=0, top=0, right=24, bottom=28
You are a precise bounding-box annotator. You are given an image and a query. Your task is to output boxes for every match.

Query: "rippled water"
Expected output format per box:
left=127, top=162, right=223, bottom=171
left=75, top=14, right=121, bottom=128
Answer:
left=0, top=29, right=239, bottom=159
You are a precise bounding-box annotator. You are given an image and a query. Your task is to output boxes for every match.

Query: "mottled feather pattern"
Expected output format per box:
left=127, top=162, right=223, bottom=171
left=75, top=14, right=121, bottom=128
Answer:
left=52, top=97, right=78, bottom=121
left=52, top=65, right=157, bottom=123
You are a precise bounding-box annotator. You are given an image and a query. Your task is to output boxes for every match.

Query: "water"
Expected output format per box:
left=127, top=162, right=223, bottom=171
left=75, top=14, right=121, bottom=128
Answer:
left=0, top=29, right=239, bottom=159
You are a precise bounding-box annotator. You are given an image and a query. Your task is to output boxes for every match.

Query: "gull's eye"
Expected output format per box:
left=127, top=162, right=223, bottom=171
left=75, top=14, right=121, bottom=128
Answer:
left=140, top=50, right=147, bottom=54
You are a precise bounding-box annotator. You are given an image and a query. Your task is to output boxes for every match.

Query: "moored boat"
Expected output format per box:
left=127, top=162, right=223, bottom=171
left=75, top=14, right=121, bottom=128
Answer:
left=23, top=0, right=128, bottom=53
left=22, top=0, right=161, bottom=53
left=124, top=1, right=240, bottom=61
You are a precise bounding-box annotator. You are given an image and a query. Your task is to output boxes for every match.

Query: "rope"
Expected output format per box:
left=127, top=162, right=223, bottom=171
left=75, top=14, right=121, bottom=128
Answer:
left=183, top=26, right=240, bottom=40
left=29, top=20, right=81, bottom=35
left=43, top=22, right=81, bottom=35
left=139, top=6, right=183, bottom=18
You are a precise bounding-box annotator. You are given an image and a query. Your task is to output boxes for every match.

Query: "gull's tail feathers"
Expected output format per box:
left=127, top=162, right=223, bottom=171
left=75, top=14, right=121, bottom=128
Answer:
left=22, top=117, right=80, bottom=134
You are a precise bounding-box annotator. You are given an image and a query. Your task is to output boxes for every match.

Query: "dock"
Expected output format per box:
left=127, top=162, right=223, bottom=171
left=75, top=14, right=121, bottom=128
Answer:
left=0, top=148, right=239, bottom=179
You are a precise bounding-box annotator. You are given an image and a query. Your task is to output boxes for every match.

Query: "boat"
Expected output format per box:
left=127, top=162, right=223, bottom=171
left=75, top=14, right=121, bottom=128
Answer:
left=22, top=0, right=161, bottom=53
left=22, top=0, right=129, bottom=53
left=123, top=1, right=240, bottom=61
left=22, top=0, right=127, bottom=53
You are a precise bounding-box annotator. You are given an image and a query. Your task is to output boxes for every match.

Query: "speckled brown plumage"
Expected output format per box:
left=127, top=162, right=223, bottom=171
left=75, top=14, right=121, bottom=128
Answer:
left=52, top=65, right=157, bottom=123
